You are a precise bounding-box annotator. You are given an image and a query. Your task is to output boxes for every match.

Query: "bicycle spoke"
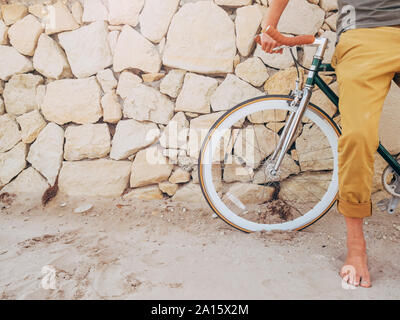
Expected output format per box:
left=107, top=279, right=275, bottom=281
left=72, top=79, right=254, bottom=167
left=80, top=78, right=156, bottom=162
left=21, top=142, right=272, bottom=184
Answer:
left=252, top=125, right=268, bottom=204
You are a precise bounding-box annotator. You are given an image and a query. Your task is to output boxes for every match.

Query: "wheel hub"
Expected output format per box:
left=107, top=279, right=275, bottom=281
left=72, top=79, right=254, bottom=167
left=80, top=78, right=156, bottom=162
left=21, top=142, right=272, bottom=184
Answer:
left=264, top=160, right=282, bottom=182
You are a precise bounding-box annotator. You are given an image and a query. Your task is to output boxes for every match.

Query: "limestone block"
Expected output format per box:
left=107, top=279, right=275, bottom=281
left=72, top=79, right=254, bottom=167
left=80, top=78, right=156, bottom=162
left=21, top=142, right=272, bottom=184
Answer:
left=1, top=4, right=28, bottom=26
left=3, top=73, right=43, bottom=115
left=8, top=14, right=43, bottom=56
left=41, top=77, right=102, bottom=125
left=0, top=114, right=21, bottom=153
left=175, top=73, right=218, bottom=114
left=15, top=109, right=46, bottom=143
left=113, top=25, right=161, bottom=73
left=139, top=0, right=179, bottom=43
left=27, top=122, right=64, bottom=186
left=58, top=21, right=112, bottom=78
left=108, top=0, right=144, bottom=27
left=64, top=123, right=111, bottom=161
left=130, top=146, right=174, bottom=187
left=210, top=74, right=262, bottom=112
left=123, top=84, right=174, bottom=125
left=0, top=45, right=33, bottom=81
left=59, top=159, right=131, bottom=197
left=0, top=142, right=27, bottom=187
left=110, top=119, right=160, bottom=160
left=162, top=2, right=236, bottom=74
left=33, top=33, right=71, bottom=79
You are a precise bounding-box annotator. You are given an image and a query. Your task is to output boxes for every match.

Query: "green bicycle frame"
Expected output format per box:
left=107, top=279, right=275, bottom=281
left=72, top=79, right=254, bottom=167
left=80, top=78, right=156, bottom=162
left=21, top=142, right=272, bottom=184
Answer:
left=307, top=61, right=400, bottom=176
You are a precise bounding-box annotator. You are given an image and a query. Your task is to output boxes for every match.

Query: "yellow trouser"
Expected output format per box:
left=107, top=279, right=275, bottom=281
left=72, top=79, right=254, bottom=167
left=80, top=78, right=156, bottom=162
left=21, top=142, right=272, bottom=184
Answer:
left=331, top=26, right=400, bottom=218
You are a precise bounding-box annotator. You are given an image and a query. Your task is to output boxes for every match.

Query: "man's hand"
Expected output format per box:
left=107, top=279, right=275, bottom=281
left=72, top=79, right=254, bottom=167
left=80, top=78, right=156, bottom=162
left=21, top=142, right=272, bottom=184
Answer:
left=258, top=0, right=289, bottom=54
left=255, top=32, right=283, bottom=54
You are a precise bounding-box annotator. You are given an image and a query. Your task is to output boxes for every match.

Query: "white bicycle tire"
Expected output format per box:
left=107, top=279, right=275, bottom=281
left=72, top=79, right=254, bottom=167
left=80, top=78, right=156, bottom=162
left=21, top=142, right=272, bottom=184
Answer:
left=198, top=96, right=340, bottom=232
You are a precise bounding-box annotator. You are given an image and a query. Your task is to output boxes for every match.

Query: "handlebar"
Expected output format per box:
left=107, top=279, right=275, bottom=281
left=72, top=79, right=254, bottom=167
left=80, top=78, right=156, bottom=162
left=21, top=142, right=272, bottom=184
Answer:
left=255, top=25, right=316, bottom=49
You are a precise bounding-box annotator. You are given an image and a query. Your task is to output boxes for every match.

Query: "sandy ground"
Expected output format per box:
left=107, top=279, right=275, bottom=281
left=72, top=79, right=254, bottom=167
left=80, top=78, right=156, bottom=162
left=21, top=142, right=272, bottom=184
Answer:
left=0, top=190, right=400, bottom=300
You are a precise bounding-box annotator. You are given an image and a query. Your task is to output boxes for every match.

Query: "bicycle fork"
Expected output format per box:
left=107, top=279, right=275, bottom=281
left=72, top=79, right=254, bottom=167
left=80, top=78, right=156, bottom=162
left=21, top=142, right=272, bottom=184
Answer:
left=268, top=87, right=313, bottom=176
left=268, top=38, right=328, bottom=177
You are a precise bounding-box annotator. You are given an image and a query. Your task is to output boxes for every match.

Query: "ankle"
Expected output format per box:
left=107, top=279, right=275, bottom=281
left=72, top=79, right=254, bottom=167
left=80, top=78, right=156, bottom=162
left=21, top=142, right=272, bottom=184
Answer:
left=346, top=238, right=367, bottom=255
left=347, top=236, right=366, bottom=244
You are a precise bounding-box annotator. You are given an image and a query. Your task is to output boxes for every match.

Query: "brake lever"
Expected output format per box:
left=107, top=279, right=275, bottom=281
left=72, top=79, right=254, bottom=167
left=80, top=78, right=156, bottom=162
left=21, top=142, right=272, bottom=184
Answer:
left=272, top=45, right=292, bottom=51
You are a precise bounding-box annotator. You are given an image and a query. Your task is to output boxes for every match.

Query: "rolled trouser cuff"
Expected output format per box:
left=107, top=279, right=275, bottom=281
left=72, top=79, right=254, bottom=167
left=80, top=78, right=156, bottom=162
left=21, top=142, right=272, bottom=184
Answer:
left=337, top=197, right=372, bottom=218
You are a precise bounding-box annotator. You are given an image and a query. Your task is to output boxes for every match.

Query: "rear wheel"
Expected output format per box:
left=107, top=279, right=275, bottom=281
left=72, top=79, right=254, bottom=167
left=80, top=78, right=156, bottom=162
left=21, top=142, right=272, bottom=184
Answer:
left=198, top=95, right=341, bottom=232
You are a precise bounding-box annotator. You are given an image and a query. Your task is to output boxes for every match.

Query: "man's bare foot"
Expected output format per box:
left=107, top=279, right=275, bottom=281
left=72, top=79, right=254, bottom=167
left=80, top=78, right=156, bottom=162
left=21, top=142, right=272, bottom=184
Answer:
left=340, top=238, right=371, bottom=287
left=339, top=217, right=371, bottom=288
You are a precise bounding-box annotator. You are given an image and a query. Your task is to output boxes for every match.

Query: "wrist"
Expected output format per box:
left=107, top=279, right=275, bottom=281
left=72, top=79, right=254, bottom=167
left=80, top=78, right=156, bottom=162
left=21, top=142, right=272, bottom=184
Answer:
left=261, top=21, right=275, bottom=32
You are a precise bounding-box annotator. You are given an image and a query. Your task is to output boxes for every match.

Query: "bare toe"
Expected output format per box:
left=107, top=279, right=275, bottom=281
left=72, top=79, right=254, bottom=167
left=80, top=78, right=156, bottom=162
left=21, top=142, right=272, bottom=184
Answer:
left=353, top=275, right=360, bottom=287
left=360, top=274, right=372, bottom=288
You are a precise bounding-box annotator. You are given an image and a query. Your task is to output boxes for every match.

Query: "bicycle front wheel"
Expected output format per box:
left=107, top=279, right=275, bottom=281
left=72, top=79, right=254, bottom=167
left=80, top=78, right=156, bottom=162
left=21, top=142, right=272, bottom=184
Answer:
left=198, top=95, right=341, bottom=232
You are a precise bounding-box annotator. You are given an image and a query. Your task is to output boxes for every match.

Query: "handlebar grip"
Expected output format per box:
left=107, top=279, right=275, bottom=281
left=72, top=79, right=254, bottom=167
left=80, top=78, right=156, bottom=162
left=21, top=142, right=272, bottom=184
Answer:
left=265, top=25, right=315, bottom=46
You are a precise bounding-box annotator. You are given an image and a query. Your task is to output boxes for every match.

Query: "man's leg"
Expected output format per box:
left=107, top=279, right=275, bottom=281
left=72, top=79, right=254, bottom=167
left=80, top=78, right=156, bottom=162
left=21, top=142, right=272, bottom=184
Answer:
left=341, top=217, right=370, bottom=287
left=332, top=26, right=400, bottom=287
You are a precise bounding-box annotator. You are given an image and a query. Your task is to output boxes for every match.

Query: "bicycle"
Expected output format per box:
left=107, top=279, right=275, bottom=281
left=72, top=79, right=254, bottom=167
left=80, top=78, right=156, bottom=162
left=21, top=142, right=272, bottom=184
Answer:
left=198, top=26, right=400, bottom=232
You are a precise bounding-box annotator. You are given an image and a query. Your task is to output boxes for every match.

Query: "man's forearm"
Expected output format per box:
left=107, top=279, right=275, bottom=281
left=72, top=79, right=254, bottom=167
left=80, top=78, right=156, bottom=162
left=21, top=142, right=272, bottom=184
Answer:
left=261, top=0, right=289, bottom=30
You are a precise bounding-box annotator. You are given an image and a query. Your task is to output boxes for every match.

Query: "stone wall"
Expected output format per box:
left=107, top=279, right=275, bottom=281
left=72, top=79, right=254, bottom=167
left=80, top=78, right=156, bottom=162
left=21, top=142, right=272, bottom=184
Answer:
left=0, top=0, right=399, bottom=205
